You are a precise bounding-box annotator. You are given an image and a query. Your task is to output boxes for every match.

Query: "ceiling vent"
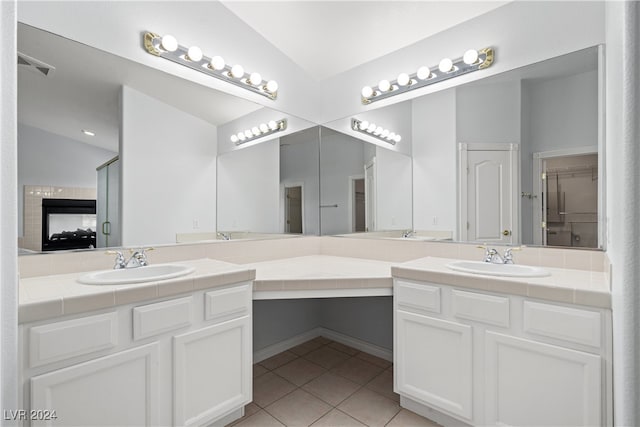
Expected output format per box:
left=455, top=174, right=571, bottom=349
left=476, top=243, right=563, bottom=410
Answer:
left=17, top=52, right=55, bottom=77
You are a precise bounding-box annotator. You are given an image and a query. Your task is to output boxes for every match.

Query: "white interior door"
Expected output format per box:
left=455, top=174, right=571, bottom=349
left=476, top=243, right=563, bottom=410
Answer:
left=460, top=144, right=518, bottom=244
left=364, top=159, right=376, bottom=232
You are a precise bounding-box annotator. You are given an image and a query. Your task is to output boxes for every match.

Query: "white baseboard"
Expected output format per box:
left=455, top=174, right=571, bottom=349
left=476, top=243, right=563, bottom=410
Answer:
left=400, top=396, right=472, bottom=427
left=253, top=326, right=393, bottom=363
left=253, top=327, right=323, bottom=363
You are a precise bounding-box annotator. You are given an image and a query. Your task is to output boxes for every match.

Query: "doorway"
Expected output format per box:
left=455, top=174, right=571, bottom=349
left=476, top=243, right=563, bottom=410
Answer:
left=349, top=177, right=366, bottom=232
left=458, top=143, right=519, bottom=244
left=284, top=186, right=303, bottom=234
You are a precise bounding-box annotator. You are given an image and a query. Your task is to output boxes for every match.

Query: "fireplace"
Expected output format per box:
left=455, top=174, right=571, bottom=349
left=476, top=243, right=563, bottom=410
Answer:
left=41, top=199, right=97, bottom=251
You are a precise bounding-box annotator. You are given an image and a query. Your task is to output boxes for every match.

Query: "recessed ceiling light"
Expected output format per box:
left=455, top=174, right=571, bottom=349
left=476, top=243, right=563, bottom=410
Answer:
left=82, top=129, right=95, bottom=136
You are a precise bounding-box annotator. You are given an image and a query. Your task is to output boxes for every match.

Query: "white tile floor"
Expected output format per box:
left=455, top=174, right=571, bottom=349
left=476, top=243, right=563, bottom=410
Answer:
left=228, top=337, right=441, bottom=427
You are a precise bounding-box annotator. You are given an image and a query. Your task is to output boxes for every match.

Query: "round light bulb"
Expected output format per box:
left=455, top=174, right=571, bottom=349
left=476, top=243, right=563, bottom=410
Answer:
left=361, top=86, right=374, bottom=98
left=244, top=129, right=253, bottom=138
left=374, top=126, right=383, bottom=135
left=359, top=120, right=369, bottom=131
left=266, top=80, right=278, bottom=93
left=251, top=127, right=261, bottom=136
left=378, top=79, right=391, bottom=92
left=463, top=49, right=479, bottom=65
left=367, top=123, right=376, bottom=133
left=439, top=58, right=454, bottom=73
left=231, top=64, right=244, bottom=79
left=388, top=132, right=396, bottom=141
left=394, top=134, right=402, bottom=143
left=160, top=35, right=178, bottom=52
left=259, top=123, right=269, bottom=133
left=397, top=73, right=410, bottom=86
left=186, top=46, right=203, bottom=62
left=237, top=132, right=246, bottom=141
left=381, top=129, right=390, bottom=138
left=268, top=120, right=278, bottom=130
left=230, top=134, right=239, bottom=143
left=209, top=56, right=225, bottom=71
left=417, top=66, right=431, bottom=80
left=249, top=72, right=262, bottom=86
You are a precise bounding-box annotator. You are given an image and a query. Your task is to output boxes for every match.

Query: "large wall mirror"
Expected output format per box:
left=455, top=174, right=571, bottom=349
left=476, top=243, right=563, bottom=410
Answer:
left=17, top=23, right=315, bottom=254
left=324, top=46, right=604, bottom=250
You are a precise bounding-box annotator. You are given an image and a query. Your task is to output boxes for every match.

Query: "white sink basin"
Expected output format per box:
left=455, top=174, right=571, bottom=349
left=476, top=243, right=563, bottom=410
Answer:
left=446, top=261, right=550, bottom=278
left=78, top=264, right=195, bottom=285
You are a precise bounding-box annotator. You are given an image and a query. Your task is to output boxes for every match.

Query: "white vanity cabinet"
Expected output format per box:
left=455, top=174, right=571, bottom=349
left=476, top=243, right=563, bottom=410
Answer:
left=393, top=279, right=612, bottom=427
left=20, top=281, right=252, bottom=427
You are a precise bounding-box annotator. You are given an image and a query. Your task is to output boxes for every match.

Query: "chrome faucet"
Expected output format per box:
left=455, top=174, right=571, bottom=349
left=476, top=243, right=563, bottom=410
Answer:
left=107, top=248, right=153, bottom=269
left=478, top=245, right=524, bottom=264
left=402, top=230, right=416, bottom=238
left=217, top=232, right=231, bottom=241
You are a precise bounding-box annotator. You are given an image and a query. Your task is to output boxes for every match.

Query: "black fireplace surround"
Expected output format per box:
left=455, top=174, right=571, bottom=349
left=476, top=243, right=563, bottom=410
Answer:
left=41, top=198, right=97, bottom=251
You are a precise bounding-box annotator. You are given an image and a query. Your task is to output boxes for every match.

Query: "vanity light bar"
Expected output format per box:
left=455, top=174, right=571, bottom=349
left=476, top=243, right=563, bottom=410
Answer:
left=351, top=118, right=401, bottom=145
left=144, top=32, right=279, bottom=100
left=361, top=47, right=494, bottom=105
left=230, top=119, right=287, bottom=146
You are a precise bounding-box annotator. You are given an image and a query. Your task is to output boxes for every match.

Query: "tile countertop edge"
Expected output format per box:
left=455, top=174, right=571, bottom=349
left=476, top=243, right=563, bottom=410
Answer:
left=391, top=257, right=611, bottom=309
left=19, top=259, right=256, bottom=324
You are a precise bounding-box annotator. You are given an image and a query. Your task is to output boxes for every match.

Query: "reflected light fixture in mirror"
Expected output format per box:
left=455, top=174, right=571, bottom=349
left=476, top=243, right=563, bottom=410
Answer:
left=230, top=119, right=287, bottom=146
left=351, top=118, right=401, bottom=145
left=361, top=47, right=494, bottom=104
left=144, top=32, right=279, bottom=100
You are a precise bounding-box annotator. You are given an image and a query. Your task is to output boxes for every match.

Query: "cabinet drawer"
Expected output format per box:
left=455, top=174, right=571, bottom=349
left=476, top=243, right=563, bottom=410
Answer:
left=452, top=290, right=510, bottom=327
left=523, top=301, right=602, bottom=347
left=133, top=296, right=193, bottom=341
left=29, top=312, right=118, bottom=368
left=394, top=280, right=441, bottom=313
left=205, top=284, right=252, bottom=321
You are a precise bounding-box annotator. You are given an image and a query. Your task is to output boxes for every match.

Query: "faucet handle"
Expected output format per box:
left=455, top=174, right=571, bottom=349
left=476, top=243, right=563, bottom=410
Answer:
left=129, top=247, right=154, bottom=254
left=106, top=250, right=126, bottom=269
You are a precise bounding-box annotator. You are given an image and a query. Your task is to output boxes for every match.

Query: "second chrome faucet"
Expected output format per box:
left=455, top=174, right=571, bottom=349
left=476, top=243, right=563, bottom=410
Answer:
left=478, top=245, right=522, bottom=264
left=108, top=248, right=153, bottom=269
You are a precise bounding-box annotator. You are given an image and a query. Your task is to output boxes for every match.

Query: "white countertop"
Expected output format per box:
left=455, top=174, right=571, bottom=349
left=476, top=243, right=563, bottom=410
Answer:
left=392, top=256, right=610, bottom=308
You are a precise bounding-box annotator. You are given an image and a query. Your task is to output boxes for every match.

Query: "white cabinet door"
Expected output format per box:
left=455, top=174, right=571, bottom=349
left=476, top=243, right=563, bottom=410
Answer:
left=395, top=310, right=473, bottom=420
left=173, top=315, right=252, bottom=427
left=31, top=343, right=159, bottom=427
left=485, top=331, right=601, bottom=426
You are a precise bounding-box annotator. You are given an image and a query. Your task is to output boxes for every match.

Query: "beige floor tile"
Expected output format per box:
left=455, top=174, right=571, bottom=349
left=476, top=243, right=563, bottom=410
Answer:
left=304, top=346, right=351, bottom=369
left=338, top=388, right=400, bottom=427
left=365, top=370, right=399, bottom=402
left=329, top=342, right=360, bottom=356
left=311, top=409, right=366, bottom=426
left=253, top=364, right=269, bottom=378
left=260, top=351, right=298, bottom=370
left=331, top=357, right=385, bottom=385
left=253, top=372, right=297, bottom=407
left=289, top=339, right=325, bottom=356
left=233, top=410, right=284, bottom=427
left=226, top=403, right=261, bottom=427
left=274, top=357, right=326, bottom=386
left=356, top=352, right=392, bottom=369
left=386, top=409, right=442, bottom=427
left=302, top=372, right=361, bottom=406
left=265, top=389, right=332, bottom=426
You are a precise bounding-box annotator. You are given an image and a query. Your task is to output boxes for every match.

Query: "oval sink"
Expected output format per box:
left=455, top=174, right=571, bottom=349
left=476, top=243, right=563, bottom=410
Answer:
left=78, top=264, right=195, bottom=285
left=446, top=261, right=550, bottom=278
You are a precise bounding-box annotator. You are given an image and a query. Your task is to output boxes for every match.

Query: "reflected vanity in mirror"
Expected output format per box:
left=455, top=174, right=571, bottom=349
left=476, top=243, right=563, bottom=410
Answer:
left=17, top=23, right=315, bottom=254
left=326, top=45, right=604, bottom=249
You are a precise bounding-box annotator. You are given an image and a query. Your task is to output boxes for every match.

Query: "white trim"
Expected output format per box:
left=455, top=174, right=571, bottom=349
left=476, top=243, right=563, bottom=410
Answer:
left=597, top=43, right=606, bottom=250
left=252, top=326, right=393, bottom=363
left=458, top=143, right=520, bottom=244
left=280, top=182, right=305, bottom=234
left=253, top=287, right=392, bottom=301
left=347, top=174, right=364, bottom=232
left=532, top=146, right=598, bottom=246
left=364, top=158, right=377, bottom=232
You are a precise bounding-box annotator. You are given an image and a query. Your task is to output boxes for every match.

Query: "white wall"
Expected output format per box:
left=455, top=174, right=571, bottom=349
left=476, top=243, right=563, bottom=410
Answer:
left=375, top=147, right=412, bottom=231
left=605, top=2, right=640, bottom=425
left=319, top=1, right=605, bottom=122
left=17, top=124, right=116, bottom=236
left=120, top=86, right=217, bottom=246
left=319, top=129, right=366, bottom=235
left=280, top=127, right=320, bottom=235
left=412, top=89, right=457, bottom=235
left=1, top=0, right=18, bottom=415
left=217, top=139, right=280, bottom=233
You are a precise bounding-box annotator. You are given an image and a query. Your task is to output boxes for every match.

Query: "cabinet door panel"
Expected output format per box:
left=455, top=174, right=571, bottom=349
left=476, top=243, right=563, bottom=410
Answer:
left=395, top=310, right=472, bottom=420
left=31, top=343, right=158, bottom=427
left=173, top=315, right=252, bottom=427
left=485, top=331, right=601, bottom=426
